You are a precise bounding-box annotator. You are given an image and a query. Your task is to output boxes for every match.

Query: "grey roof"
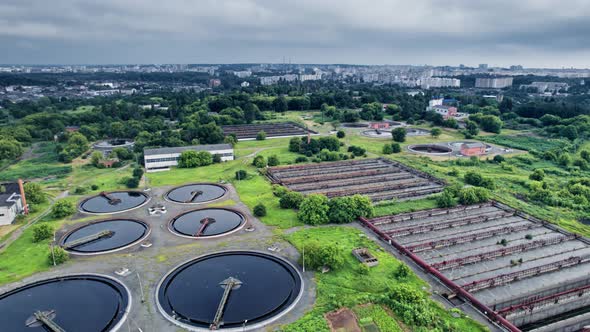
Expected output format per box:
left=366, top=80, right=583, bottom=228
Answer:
left=0, top=183, right=20, bottom=208
left=144, top=144, right=233, bottom=156
left=461, top=142, right=486, bottom=148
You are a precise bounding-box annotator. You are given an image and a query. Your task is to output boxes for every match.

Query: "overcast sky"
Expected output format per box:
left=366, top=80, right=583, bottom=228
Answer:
left=1, top=0, right=589, bottom=68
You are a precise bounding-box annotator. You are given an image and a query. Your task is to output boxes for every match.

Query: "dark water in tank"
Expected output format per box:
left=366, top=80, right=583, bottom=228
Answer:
left=166, top=184, right=227, bottom=203
left=158, top=252, right=301, bottom=328
left=80, top=191, right=148, bottom=213
left=62, top=219, right=148, bottom=253
left=171, top=209, right=243, bottom=237
left=0, top=275, right=129, bottom=332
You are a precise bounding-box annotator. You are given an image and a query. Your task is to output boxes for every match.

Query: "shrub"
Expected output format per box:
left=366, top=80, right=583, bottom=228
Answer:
left=391, top=143, right=401, bottom=153
left=391, top=128, right=407, bottom=142
left=298, top=194, right=330, bottom=225
left=295, top=156, right=308, bottom=163
left=267, top=155, right=280, bottom=166
left=256, top=130, right=267, bottom=140
left=253, top=203, right=267, bottom=217
left=279, top=191, right=305, bottom=209
left=132, top=167, right=144, bottom=179
left=382, top=144, right=393, bottom=154
left=235, top=169, right=248, bottom=180
left=126, top=177, right=140, bottom=188
left=213, top=154, right=222, bottom=163
left=272, top=184, right=289, bottom=198
left=90, top=184, right=99, bottom=191
left=23, top=182, right=47, bottom=205
left=358, top=263, right=370, bottom=275
left=493, top=154, right=505, bottom=163
left=458, top=187, right=489, bottom=205
left=347, top=145, right=366, bottom=157
left=252, top=155, right=267, bottom=168
left=394, top=264, right=412, bottom=279
left=336, top=130, right=346, bottom=138
left=436, top=190, right=457, bottom=208
left=48, top=246, right=69, bottom=265
left=73, top=187, right=88, bottom=195
left=464, top=171, right=495, bottom=189
left=51, top=199, right=75, bottom=218
left=300, top=241, right=344, bottom=270
left=529, top=169, right=545, bottom=181
left=32, top=224, right=53, bottom=243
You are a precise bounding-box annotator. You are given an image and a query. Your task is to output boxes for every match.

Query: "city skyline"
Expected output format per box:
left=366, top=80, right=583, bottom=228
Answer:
left=1, top=0, right=590, bottom=68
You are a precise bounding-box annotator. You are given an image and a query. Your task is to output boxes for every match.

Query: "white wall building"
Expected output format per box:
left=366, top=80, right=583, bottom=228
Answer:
left=475, top=77, right=513, bottom=89
left=144, top=144, right=234, bottom=172
left=0, top=183, right=25, bottom=226
left=420, top=77, right=461, bottom=89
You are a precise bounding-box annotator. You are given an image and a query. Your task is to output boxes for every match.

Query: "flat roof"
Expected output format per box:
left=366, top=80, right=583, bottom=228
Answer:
left=144, top=144, right=233, bottom=156
left=0, top=183, right=20, bottom=208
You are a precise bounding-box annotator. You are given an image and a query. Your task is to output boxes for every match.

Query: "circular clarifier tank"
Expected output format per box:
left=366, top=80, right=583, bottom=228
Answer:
left=169, top=208, right=245, bottom=239
left=60, top=219, right=150, bottom=255
left=408, top=144, right=453, bottom=155
left=0, top=274, right=130, bottom=332
left=166, top=183, right=228, bottom=204
left=79, top=191, right=149, bottom=214
left=156, top=251, right=303, bottom=331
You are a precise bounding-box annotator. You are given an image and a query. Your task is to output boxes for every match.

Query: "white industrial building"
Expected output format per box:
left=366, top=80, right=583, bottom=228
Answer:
left=0, top=182, right=26, bottom=226
left=143, top=144, right=234, bottom=172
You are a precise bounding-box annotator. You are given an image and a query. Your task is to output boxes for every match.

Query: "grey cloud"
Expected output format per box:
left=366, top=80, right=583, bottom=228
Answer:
left=0, top=0, right=589, bottom=67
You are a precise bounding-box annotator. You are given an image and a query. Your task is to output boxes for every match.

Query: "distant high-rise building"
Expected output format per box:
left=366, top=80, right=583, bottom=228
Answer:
left=510, top=65, right=523, bottom=71
left=475, top=77, right=513, bottom=89
left=478, top=64, right=488, bottom=69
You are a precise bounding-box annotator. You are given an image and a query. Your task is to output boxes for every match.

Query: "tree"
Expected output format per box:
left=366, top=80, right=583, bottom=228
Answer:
left=132, top=167, right=144, bottom=179
left=464, top=171, right=495, bottom=189
left=279, top=191, right=305, bottom=209
left=51, top=199, right=75, bottom=218
left=273, top=96, right=288, bottom=113
left=223, top=135, right=237, bottom=147
left=529, top=169, right=545, bottom=181
left=301, top=241, right=344, bottom=270
left=126, top=177, right=140, bottom=188
left=24, top=182, right=46, bottom=205
left=252, top=155, right=267, bottom=168
left=178, top=150, right=199, bottom=168
left=464, top=120, right=479, bottom=137
left=256, top=130, right=267, bottom=140
left=382, top=144, right=393, bottom=154
left=32, top=224, right=53, bottom=243
left=558, top=153, right=572, bottom=166
left=581, top=150, right=590, bottom=162
left=431, top=127, right=442, bottom=138
left=195, top=151, right=213, bottom=166
left=328, top=197, right=357, bottom=223
left=267, top=155, right=280, bottom=166
left=493, top=154, right=505, bottom=163
left=336, top=130, right=346, bottom=139
left=235, top=169, right=248, bottom=180
left=90, top=151, right=103, bottom=167
left=253, top=203, right=267, bottom=217
left=436, top=190, right=457, bottom=208
left=391, top=128, right=407, bottom=142
left=458, top=187, right=489, bottom=205
left=48, top=246, right=69, bottom=265
left=391, top=143, right=401, bottom=153
left=471, top=114, right=502, bottom=134
left=298, top=194, right=330, bottom=225
left=289, top=137, right=302, bottom=153
left=0, top=139, right=23, bottom=161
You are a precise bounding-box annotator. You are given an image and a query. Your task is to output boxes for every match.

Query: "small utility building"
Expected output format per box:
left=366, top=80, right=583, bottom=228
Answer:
left=0, top=182, right=26, bottom=225
left=144, top=144, right=234, bottom=172
left=460, top=142, right=486, bottom=156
